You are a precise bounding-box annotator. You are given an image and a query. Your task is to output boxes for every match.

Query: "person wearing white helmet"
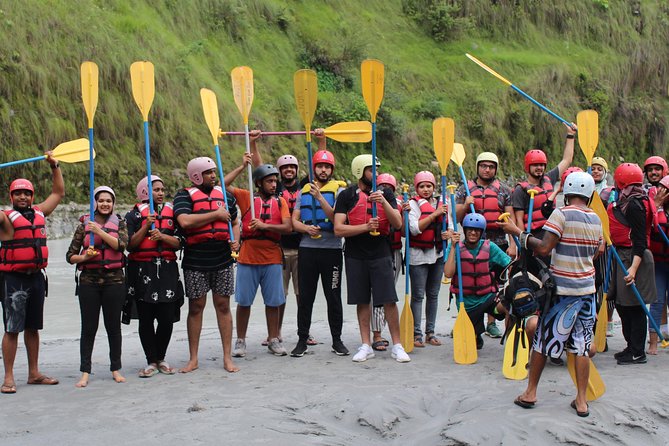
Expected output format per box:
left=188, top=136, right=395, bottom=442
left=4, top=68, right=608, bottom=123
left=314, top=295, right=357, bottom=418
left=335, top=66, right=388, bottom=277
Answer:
left=173, top=157, right=240, bottom=373
left=334, top=154, right=410, bottom=363
left=0, top=152, right=63, bottom=394
left=226, top=148, right=293, bottom=357
left=499, top=171, right=603, bottom=417
left=455, top=151, right=515, bottom=338
left=67, top=186, right=128, bottom=388
left=124, top=175, right=184, bottom=377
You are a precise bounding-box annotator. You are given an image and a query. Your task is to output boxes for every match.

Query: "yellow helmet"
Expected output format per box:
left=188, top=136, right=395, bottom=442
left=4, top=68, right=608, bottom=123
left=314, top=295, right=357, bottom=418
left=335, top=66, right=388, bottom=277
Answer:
left=591, top=156, right=608, bottom=171
left=476, top=152, right=499, bottom=166
left=351, top=154, right=380, bottom=179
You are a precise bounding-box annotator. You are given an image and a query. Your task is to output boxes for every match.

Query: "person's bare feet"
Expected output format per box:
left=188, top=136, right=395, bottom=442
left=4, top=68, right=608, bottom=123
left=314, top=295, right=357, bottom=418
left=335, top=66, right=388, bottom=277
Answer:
left=75, top=372, right=89, bottom=388
left=648, top=333, right=659, bottom=355
left=112, top=371, right=125, bottom=383
left=179, top=360, right=199, bottom=373
left=223, top=358, right=239, bottom=373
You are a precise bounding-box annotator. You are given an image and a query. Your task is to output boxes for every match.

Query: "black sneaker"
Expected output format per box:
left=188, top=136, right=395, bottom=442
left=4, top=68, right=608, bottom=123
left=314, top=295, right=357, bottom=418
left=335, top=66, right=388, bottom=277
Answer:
left=617, top=352, right=647, bottom=365
left=613, top=348, right=630, bottom=360
left=290, top=340, right=308, bottom=357
left=332, top=339, right=349, bottom=356
left=476, top=335, right=484, bottom=350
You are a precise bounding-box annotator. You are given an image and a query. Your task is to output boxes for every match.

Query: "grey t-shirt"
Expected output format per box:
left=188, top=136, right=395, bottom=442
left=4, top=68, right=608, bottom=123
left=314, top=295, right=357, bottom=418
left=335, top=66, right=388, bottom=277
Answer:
left=295, top=190, right=343, bottom=250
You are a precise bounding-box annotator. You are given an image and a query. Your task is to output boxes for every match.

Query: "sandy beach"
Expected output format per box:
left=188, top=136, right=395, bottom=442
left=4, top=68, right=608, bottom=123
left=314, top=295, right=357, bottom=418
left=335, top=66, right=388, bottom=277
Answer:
left=2, top=238, right=669, bottom=446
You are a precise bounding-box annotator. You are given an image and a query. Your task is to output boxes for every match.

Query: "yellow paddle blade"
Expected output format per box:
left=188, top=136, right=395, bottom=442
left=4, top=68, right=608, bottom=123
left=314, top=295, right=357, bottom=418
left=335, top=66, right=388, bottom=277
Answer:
left=130, top=61, right=155, bottom=122
left=465, top=53, right=513, bottom=87
left=361, top=59, right=384, bottom=122
left=577, top=110, right=599, bottom=166
left=52, top=138, right=94, bottom=163
left=589, top=191, right=611, bottom=245
left=595, top=292, right=608, bottom=353
left=453, top=302, right=477, bottom=364
left=294, top=69, right=318, bottom=142
left=503, top=326, right=529, bottom=380
left=80, top=61, right=99, bottom=129
left=451, top=142, right=466, bottom=167
left=231, top=66, right=254, bottom=125
left=400, top=294, right=414, bottom=353
left=200, top=88, right=220, bottom=146
left=324, top=121, right=372, bottom=143
left=433, top=117, right=455, bottom=175
left=566, top=353, right=606, bottom=401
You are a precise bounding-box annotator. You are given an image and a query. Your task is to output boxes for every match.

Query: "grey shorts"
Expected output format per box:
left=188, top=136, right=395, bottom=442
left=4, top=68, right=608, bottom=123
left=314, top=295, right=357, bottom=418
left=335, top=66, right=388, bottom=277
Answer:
left=184, top=265, right=234, bottom=299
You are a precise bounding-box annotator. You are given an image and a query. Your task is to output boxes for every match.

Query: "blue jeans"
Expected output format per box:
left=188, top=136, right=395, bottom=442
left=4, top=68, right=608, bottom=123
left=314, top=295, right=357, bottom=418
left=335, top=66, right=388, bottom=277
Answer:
left=410, top=258, right=444, bottom=337
left=649, top=262, right=669, bottom=333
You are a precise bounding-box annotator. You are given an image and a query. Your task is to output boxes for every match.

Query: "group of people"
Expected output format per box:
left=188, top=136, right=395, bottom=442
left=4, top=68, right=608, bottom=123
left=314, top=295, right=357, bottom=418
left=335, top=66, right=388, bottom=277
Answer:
left=1, top=124, right=668, bottom=420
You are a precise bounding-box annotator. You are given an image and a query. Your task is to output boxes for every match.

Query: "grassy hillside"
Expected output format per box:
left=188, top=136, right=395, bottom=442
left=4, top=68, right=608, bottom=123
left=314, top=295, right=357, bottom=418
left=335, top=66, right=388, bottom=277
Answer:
left=1, top=0, right=668, bottom=201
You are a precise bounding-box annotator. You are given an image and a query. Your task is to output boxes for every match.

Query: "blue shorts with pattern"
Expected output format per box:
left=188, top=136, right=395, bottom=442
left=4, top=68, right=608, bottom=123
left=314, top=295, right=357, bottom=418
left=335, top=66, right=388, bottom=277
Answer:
left=533, top=293, right=596, bottom=358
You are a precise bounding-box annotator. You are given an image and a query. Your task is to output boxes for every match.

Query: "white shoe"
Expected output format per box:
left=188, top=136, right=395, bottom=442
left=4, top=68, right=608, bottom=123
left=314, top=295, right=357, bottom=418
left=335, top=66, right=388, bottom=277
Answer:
left=391, top=344, right=411, bottom=363
left=232, top=338, right=246, bottom=357
left=352, top=344, right=375, bottom=362
left=268, top=338, right=287, bottom=356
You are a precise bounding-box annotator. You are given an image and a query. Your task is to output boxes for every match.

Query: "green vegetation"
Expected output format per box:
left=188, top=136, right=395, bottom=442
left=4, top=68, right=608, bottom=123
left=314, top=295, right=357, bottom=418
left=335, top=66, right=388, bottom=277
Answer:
left=0, top=0, right=667, bottom=200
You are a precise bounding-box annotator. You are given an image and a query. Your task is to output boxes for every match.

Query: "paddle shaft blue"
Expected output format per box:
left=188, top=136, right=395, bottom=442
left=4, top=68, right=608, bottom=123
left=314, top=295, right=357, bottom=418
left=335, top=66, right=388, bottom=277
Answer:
left=603, top=245, right=613, bottom=294
left=371, top=121, right=378, bottom=218
left=0, top=155, right=47, bottom=169
left=143, top=121, right=155, bottom=229
left=441, top=175, right=448, bottom=259
left=657, top=222, right=669, bottom=247
left=88, top=127, right=95, bottom=246
left=448, top=189, right=465, bottom=305
left=403, top=189, right=410, bottom=295
left=305, top=140, right=317, bottom=226
left=526, top=193, right=536, bottom=232
left=214, top=144, right=235, bottom=242
left=510, top=84, right=571, bottom=127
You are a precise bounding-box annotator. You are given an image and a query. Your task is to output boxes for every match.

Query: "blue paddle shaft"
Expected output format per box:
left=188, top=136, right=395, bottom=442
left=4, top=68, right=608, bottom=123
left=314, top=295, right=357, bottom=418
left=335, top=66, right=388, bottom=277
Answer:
left=510, top=84, right=570, bottom=127
left=305, top=141, right=317, bottom=226
left=448, top=189, right=465, bottom=305
left=88, top=127, right=95, bottom=246
left=214, top=144, right=235, bottom=243
left=603, top=245, right=613, bottom=293
left=657, top=223, right=669, bottom=247
left=458, top=165, right=476, bottom=214
left=526, top=194, right=535, bottom=232
left=441, top=175, right=448, bottom=258
left=403, top=189, right=410, bottom=295
left=0, top=155, right=47, bottom=169
left=143, top=121, right=155, bottom=230
left=371, top=122, right=378, bottom=218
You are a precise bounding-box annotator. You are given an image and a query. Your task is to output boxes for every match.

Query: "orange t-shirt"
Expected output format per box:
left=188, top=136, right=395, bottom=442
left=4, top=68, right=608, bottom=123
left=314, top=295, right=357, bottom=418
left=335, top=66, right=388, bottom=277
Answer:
left=231, top=187, right=289, bottom=265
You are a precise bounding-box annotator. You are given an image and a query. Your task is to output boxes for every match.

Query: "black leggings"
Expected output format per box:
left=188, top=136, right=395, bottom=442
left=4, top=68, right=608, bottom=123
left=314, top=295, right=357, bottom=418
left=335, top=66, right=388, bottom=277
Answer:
left=78, top=283, right=125, bottom=373
left=616, top=304, right=647, bottom=356
left=137, top=300, right=177, bottom=365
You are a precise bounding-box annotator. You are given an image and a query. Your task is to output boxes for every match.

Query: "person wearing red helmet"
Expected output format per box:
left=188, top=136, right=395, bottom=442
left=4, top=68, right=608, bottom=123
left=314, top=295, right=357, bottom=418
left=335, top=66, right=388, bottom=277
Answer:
left=124, top=175, right=184, bottom=377
left=649, top=175, right=669, bottom=354
left=173, top=156, right=240, bottom=374
left=643, top=156, right=668, bottom=201
left=67, top=186, right=128, bottom=388
left=511, top=124, right=576, bottom=234
left=608, top=163, right=657, bottom=365
left=290, top=131, right=349, bottom=357
left=0, top=153, right=63, bottom=394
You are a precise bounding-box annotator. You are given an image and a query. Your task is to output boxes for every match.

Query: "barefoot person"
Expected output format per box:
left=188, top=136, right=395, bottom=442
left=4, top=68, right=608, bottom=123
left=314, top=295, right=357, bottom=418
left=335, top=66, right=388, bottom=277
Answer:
left=125, top=176, right=184, bottom=377
left=66, top=186, right=128, bottom=387
left=499, top=171, right=602, bottom=417
left=334, top=154, right=410, bottom=363
left=0, top=154, right=63, bottom=395
left=174, top=157, right=240, bottom=373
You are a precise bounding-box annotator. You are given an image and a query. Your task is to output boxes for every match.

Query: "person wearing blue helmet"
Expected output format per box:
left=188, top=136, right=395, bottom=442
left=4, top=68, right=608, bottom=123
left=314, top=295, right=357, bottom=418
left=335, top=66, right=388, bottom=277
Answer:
left=444, top=213, right=511, bottom=349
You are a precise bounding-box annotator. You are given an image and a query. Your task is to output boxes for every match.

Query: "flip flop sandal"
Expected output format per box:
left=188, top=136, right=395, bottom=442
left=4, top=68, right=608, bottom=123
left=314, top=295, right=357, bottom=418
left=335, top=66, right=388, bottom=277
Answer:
left=571, top=400, right=589, bottom=417
left=514, top=396, right=536, bottom=409
left=426, top=334, right=442, bottom=346
left=306, top=336, right=318, bottom=346
left=371, top=340, right=387, bottom=351
left=158, top=361, right=176, bottom=375
left=27, top=375, right=59, bottom=385
left=414, top=336, right=426, bottom=348
left=139, top=364, right=159, bottom=378
left=1, top=383, right=16, bottom=394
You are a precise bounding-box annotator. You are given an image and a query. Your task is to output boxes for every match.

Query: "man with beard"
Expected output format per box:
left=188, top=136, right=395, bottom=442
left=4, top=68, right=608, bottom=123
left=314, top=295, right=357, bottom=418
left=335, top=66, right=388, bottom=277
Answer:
left=643, top=156, right=668, bottom=199
left=455, top=151, right=515, bottom=338
left=1, top=153, right=63, bottom=394
left=290, top=131, right=348, bottom=357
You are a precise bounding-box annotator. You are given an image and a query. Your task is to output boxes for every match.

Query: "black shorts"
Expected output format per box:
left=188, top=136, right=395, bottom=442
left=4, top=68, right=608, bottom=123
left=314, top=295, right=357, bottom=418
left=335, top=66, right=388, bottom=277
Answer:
left=1, top=272, right=46, bottom=333
left=345, top=256, right=398, bottom=306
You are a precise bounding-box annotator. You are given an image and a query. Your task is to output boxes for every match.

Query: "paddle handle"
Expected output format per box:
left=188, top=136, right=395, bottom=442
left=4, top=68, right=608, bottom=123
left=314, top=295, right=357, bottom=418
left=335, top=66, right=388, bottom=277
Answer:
left=457, top=165, right=476, bottom=214
left=243, top=124, right=255, bottom=220
left=610, top=246, right=667, bottom=341
left=448, top=186, right=465, bottom=305
left=88, top=127, right=95, bottom=247
left=214, top=145, right=236, bottom=245
left=526, top=189, right=537, bottom=232
left=0, top=155, right=47, bottom=169
left=509, top=84, right=571, bottom=127
left=497, top=212, right=521, bottom=250
left=403, top=185, right=410, bottom=296
left=142, top=121, right=156, bottom=230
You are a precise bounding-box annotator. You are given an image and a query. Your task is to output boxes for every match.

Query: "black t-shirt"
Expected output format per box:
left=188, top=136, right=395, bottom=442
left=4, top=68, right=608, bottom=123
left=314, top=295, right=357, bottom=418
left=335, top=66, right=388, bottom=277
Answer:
left=334, top=185, right=397, bottom=259
left=173, top=188, right=237, bottom=271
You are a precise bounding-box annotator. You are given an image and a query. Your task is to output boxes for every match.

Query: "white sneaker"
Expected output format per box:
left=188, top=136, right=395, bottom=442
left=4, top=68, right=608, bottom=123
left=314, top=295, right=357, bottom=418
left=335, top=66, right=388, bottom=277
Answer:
left=268, top=338, right=287, bottom=356
left=352, top=344, right=375, bottom=362
left=232, top=338, right=246, bottom=357
left=391, top=344, right=411, bottom=363
left=606, top=322, right=614, bottom=338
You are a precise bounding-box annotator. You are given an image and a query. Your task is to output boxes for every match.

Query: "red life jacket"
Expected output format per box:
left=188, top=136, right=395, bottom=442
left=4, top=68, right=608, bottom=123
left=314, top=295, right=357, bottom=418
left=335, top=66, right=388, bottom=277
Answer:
left=450, top=240, right=495, bottom=296
left=468, top=179, right=504, bottom=230
left=184, top=186, right=230, bottom=246
left=650, top=208, right=669, bottom=263
left=79, top=214, right=124, bottom=270
left=390, top=198, right=403, bottom=250
left=0, top=207, right=48, bottom=272
left=346, top=189, right=390, bottom=236
left=607, top=198, right=652, bottom=248
left=281, top=188, right=299, bottom=215
left=409, top=196, right=444, bottom=250
left=241, top=195, right=283, bottom=242
left=128, top=203, right=178, bottom=262
left=517, top=176, right=554, bottom=231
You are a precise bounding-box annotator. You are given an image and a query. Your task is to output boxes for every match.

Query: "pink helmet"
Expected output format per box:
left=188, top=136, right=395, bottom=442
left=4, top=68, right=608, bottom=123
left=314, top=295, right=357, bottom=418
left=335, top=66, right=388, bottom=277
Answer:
left=312, top=150, right=335, bottom=169
left=659, top=175, right=669, bottom=190
left=644, top=156, right=668, bottom=176
left=414, top=171, right=436, bottom=190
left=524, top=150, right=548, bottom=172
left=377, top=173, right=397, bottom=191
left=187, top=157, right=216, bottom=186
left=276, top=154, right=299, bottom=170
left=135, top=175, right=163, bottom=202
left=9, top=178, right=35, bottom=204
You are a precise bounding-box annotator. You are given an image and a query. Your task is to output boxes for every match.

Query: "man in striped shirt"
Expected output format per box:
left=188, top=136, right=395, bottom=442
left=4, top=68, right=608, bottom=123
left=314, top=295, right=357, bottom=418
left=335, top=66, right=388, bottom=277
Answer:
left=499, top=171, right=603, bottom=418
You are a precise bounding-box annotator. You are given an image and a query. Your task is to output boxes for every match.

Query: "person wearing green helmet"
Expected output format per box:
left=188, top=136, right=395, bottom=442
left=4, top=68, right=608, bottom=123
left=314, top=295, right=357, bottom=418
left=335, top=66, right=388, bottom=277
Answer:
left=334, top=154, right=409, bottom=363
left=455, top=151, right=515, bottom=339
